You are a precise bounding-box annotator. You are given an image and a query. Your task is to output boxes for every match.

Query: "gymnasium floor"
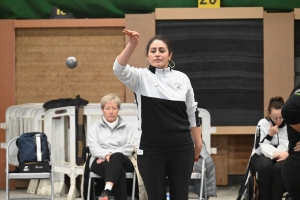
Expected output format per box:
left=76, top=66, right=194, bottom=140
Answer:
left=0, top=185, right=239, bottom=200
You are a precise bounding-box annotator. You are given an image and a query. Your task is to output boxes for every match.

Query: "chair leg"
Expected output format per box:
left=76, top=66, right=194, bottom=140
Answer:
left=51, top=174, right=54, bottom=200
left=6, top=178, right=9, bottom=200
left=87, top=176, right=91, bottom=200
left=204, top=169, right=207, bottom=200
left=92, top=178, right=95, bottom=200
left=132, top=171, right=136, bottom=200
left=199, top=160, right=205, bottom=200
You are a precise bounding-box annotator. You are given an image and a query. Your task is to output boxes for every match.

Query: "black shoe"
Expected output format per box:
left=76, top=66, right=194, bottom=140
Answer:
left=99, top=189, right=111, bottom=200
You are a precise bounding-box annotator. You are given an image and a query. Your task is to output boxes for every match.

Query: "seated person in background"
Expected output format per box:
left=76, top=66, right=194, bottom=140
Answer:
left=249, top=96, right=288, bottom=200
left=88, top=93, right=135, bottom=200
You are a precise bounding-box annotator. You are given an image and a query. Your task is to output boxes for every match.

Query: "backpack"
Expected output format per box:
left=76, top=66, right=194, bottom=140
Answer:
left=16, top=132, right=50, bottom=173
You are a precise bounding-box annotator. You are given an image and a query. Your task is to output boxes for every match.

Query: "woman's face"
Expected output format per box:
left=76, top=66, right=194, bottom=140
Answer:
left=147, top=39, right=172, bottom=69
left=269, top=108, right=283, bottom=126
left=102, top=101, right=119, bottom=123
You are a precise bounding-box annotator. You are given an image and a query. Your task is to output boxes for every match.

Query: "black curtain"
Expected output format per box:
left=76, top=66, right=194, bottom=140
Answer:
left=157, top=19, right=263, bottom=126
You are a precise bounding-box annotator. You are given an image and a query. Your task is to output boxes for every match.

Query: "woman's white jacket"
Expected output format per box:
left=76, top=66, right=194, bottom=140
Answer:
left=88, top=115, right=135, bottom=167
left=251, top=118, right=288, bottom=157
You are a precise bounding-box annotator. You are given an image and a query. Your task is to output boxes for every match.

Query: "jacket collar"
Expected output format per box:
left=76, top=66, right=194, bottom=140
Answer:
left=100, top=115, right=125, bottom=129
left=148, top=65, right=172, bottom=74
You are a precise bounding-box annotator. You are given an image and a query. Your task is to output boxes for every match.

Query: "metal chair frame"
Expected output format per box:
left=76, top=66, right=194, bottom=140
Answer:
left=191, top=159, right=207, bottom=200
left=87, top=171, right=137, bottom=200
left=6, top=136, right=54, bottom=200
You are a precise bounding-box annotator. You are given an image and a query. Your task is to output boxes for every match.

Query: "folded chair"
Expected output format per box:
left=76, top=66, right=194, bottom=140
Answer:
left=6, top=137, right=54, bottom=200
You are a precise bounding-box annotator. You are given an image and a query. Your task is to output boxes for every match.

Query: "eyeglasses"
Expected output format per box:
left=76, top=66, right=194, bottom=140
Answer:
left=271, top=116, right=283, bottom=121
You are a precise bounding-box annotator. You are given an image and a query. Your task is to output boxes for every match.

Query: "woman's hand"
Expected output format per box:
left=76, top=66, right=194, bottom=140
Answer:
left=273, top=151, right=289, bottom=161
left=268, top=124, right=278, bottom=136
left=105, top=153, right=112, bottom=162
left=294, top=141, right=300, bottom=151
left=123, top=29, right=139, bottom=45
left=96, top=158, right=105, bottom=164
left=117, top=29, right=140, bottom=66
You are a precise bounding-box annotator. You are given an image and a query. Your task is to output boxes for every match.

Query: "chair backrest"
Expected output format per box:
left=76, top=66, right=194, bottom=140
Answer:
left=6, top=137, right=19, bottom=167
left=198, top=108, right=212, bottom=155
left=5, top=104, right=43, bottom=145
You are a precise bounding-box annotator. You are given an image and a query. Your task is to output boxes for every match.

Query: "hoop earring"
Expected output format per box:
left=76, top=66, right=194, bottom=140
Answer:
left=168, top=60, right=175, bottom=68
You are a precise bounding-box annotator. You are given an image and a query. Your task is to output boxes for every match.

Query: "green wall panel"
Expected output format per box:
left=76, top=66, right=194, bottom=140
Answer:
left=0, top=0, right=299, bottom=19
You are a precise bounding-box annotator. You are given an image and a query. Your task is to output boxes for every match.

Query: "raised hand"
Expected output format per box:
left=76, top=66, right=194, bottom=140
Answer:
left=123, top=29, right=140, bottom=45
left=269, top=123, right=278, bottom=136
left=117, top=29, right=140, bottom=66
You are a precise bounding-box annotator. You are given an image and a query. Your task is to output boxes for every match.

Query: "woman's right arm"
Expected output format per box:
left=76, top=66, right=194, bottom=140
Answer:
left=117, top=29, right=139, bottom=66
left=113, top=29, right=142, bottom=91
left=253, top=119, right=269, bottom=155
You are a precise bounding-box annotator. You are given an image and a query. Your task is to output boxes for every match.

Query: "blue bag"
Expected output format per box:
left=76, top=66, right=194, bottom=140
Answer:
left=16, top=132, right=50, bottom=165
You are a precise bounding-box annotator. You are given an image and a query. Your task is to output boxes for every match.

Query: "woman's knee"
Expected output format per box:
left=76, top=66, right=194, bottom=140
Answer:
left=273, top=161, right=284, bottom=174
left=254, top=156, right=273, bottom=172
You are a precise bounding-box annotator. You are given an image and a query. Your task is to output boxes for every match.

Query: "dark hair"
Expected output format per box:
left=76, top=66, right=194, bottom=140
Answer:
left=267, top=96, right=284, bottom=114
left=146, top=35, right=173, bottom=56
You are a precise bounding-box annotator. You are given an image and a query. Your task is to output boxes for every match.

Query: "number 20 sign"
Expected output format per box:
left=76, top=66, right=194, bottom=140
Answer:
left=198, top=0, right=220, bottom=8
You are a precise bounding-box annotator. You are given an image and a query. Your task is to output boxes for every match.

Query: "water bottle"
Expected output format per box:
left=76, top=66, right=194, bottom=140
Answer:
left=166, top=192, right=170, bottom=200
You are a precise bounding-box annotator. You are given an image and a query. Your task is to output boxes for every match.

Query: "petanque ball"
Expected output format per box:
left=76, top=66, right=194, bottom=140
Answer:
left=66, top=56, right=78, bottom=69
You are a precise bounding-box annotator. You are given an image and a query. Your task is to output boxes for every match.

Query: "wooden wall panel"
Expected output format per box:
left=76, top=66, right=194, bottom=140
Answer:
left=228, top=135, right=253, bottom=175
left=124, top=13, right=156, bottom=103
left=15, top=28, right=125, bottom=104
left=211, top=135, right=228, bottom=185
left=263, top=12, right=294, bottom=112
left=155, top=7, right=263, bottom=20
left=0, top=20, right=16, bottom=189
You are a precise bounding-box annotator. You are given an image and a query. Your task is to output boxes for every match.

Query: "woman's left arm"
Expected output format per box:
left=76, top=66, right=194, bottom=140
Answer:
left=191, top=127, right=203, bottom=160
left=185, top=77, right=202, bottom=159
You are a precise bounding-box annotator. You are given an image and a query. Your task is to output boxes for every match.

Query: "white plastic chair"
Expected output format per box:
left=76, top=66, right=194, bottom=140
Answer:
left=5, top=136, right=54, bottom=200
left=87, top=171, right=137, bottom=200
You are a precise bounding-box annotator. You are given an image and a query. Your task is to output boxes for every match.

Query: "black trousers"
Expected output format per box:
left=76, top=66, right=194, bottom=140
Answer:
left=253, top=156, right=285, bottom=200
left=91, top=152, right=133, bottom=200
left=282, top=154, right=300, bottom=199
left=137, top=147, right=194, bottom=200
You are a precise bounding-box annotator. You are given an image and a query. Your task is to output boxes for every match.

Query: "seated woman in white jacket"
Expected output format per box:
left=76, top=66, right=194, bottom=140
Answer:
left=88, top=93, right=135, bottom=200
left=249, top=96, right=288, bottom=200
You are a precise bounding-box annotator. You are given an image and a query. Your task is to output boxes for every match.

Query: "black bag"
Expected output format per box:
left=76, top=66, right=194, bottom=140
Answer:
left=43, top=95, right=88, bottom=110
left=16, top=132, right=50, bottom=173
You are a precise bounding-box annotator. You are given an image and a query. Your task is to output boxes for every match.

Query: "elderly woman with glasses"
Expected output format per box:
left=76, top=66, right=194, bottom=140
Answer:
left=248, top=96, right=288, bottom=200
